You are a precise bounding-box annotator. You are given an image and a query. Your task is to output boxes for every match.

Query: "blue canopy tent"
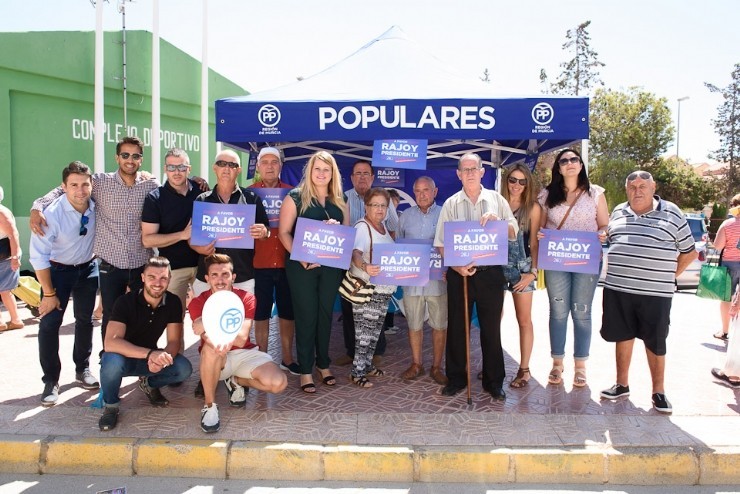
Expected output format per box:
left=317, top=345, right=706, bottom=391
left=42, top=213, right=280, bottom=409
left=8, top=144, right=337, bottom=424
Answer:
left=215, top=26, right=589, bottom=202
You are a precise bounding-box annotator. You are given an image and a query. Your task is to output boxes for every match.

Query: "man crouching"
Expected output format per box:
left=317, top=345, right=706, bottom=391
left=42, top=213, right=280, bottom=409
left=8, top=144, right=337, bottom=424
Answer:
left=98, top=256, right=193, bottom=431
left=189, top=253, right=287, bottom=433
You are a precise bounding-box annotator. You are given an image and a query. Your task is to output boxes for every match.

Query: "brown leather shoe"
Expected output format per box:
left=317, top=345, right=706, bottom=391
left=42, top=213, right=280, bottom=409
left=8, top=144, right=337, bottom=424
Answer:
left=430, top=366, right=449, bottom=385
left=401, top=363, right=425, bottom=381
left=334, top=355, right=353, bottom=366
left=372, top=355, right=383, bottom=366
left=5, top=322, right=24, bottom=331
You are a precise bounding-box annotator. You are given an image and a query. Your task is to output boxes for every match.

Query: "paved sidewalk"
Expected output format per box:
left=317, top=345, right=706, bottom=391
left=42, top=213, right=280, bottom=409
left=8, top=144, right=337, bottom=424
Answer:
left=0, top=288, right=738, bottom=484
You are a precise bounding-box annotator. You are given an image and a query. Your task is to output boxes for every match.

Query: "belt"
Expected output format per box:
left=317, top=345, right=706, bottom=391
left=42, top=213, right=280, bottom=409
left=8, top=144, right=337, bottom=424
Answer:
left=475, top=265, right=493, bottom=272
left=49, top=259, right=94, bottom=269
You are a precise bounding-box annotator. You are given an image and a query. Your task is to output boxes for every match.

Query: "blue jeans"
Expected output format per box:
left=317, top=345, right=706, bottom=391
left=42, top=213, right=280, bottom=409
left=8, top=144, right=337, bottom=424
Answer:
left=98, top=260, right=144, bottom=346
left=100, top=352, right=192, bottom=406
left=545, top=270, right=599, bottom=360
left=38, top=261, right=98, bottom=384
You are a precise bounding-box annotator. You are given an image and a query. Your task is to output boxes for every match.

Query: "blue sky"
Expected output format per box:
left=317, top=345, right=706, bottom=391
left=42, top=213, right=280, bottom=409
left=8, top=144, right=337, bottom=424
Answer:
left=2, top=0, right=738, bottom=163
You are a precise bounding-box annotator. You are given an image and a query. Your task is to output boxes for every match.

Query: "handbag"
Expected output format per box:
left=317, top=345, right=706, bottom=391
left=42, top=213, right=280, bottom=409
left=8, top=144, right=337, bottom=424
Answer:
left=537, top=189, right=585, bottom=290
left=338, top=221, right=376, bottom=305
left=0, top=237, right=10, bottom=261
left=696, top=250, right=732, bottom=301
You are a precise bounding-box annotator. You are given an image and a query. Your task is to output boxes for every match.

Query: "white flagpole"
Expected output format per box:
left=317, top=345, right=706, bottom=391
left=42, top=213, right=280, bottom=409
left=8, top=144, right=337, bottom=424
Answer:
left=200, top=0, right=209, bottom=179
left=94, top=0, right=105, bottom=173
left=151, top=0, right=161, bottom=180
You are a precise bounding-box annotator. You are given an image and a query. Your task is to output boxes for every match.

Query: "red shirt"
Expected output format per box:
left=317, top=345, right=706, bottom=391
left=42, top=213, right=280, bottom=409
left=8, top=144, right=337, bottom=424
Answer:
left=188, top=288, right=256, bottom=352
left=249, top=180, right=293, bottom=269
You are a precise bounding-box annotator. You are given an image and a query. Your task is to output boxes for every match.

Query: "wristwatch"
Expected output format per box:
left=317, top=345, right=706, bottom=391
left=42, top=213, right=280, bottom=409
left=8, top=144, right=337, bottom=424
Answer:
left=9, top=255, right=20, bottom=260
left=264, top=228, right=271, bottom=239
left=530, top=268, right=538, bottom=277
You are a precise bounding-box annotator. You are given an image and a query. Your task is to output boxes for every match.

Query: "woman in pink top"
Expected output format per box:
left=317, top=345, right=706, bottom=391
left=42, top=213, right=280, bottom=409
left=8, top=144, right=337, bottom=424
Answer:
left=538, top=149, right=609, bottom=388
left=711, top=193, right=740, bottom=341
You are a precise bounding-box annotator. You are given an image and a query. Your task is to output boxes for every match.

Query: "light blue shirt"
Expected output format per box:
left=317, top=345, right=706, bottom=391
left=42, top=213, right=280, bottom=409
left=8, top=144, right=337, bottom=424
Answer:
left=398, top=203, right=445, bottom=297
left=29, top=194, right=95, bottom=270
left=346, top=188, right=399, bottom=231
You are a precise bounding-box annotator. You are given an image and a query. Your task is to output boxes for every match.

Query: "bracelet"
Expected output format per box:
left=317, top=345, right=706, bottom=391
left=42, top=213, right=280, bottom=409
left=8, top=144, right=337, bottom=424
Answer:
left=10, top=255, right=20, bottom=260
left=146, top=348, right=158, bottom=361
left=44, top=290, right=57, bottom=298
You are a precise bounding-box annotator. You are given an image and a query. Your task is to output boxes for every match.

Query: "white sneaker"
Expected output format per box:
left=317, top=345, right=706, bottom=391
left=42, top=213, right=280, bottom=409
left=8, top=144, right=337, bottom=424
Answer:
left=75, top=368, right=100, bottom=390
left=384, top=326, right=399, bottom=335
left=200, top=403, right=220, bottom=433
left=223, top=376, right=247, bottom=407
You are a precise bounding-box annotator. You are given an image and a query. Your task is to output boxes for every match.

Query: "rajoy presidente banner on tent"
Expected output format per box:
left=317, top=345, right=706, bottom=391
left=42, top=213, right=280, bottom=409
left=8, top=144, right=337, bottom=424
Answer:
left=216, top=98, right=589, bottom=142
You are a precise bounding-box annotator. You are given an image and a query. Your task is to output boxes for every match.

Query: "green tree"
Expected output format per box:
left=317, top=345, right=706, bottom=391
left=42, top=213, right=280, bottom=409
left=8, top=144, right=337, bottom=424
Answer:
left=541, top=20, right=605, bottom=96
left=649, top=157, right=720, bottom=210
left=589, top=87, right=674, bottom=166
left=588, top=157, right=636, bottom=208
left=706, top=63, right=740, bottom=199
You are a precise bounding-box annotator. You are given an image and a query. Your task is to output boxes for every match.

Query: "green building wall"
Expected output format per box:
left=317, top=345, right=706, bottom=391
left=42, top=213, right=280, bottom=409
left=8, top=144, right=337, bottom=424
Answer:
left=0, top=30, right=248, bottom=269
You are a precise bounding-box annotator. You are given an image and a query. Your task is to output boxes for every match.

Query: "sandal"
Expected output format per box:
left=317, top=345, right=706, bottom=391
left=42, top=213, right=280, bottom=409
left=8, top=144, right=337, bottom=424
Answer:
left=711, top=367, right=740, bottom=387
left=366, top=367, right=384, bottom=377
left=509, top=367, right=530, bottom=388
left=350, top=375, right=373, bottom=388
left=548, top=364, right=564, bottom=385
left=300, top=375, right=316, bottom=394
left=573, top=368, right=587, bottom=388
left=318, top=368, right=336, bottom=386
left=714, top=331, right=729, bottom=341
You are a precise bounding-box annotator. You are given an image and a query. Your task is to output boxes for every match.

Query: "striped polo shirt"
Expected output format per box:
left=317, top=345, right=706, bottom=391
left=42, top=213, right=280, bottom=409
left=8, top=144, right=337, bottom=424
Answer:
left=605, top=196, right=695, bottom=298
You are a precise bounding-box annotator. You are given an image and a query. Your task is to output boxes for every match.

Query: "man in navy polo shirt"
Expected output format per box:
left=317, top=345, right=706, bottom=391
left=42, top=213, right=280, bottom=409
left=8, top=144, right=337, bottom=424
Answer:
left=141, top=148, right=202, bottom=318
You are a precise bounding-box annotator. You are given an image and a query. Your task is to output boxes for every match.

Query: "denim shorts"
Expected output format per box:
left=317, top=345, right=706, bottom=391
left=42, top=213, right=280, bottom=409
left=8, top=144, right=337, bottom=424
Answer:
left=721, top=260, right=740, bottom=293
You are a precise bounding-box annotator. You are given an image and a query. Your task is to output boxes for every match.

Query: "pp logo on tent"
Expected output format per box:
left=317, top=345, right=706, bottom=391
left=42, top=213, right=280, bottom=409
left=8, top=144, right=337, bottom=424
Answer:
left=258, top=104, right=281, bottom=128
left=531, top=103, right=554, bottom=126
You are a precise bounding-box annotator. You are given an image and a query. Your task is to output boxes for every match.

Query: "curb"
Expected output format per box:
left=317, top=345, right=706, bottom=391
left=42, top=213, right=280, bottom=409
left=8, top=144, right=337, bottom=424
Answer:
left=2, top=434, right=739, bottom=485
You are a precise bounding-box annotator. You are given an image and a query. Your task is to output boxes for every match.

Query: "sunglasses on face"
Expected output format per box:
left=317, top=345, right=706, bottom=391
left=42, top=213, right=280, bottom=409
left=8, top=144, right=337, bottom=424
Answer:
left=165, top=164, right=190, bottom=172
left=558, top=156, right=580, bottom=166
left=215, top=160, right=240, bottom=169
left=627, top=171, right=652, bottom=181
left=79, top=214, right=89, bottom=236
left=119, top=152, right=143, bottom=160
left=507, top=176, right=527, bottom=186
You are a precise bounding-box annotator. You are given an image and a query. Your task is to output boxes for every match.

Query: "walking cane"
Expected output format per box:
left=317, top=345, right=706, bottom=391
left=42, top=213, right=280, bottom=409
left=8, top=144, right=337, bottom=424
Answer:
left=463, top=274, right=472, bottom=405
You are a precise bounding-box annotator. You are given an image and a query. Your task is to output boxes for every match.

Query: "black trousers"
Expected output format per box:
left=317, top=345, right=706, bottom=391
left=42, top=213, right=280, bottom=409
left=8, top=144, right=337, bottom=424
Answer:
left=445, top=267, right=506, bottom=389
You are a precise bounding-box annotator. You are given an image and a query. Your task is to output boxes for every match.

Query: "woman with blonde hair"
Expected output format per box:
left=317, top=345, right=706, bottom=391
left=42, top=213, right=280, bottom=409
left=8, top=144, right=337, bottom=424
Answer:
left=278, top=151, right=348, bottom=393
left=501, top=164, right=541, bottom=387
left=711, top=193, right=740, bottom=341
left=0, top=186, right=23, bottom=331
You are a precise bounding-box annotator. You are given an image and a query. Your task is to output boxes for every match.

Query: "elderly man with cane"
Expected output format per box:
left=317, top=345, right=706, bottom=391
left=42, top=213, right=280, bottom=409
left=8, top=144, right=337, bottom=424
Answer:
left=433, top=153, right=518, bottom=402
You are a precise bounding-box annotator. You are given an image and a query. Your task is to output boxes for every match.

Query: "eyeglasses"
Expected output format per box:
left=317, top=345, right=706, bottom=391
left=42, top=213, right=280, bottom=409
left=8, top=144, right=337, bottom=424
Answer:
left=353, top=172, right=372, bottom=177
left=215, top=160, right=240, bottom=169
left=459, top=166, right=482, bottom=174
left=367, top=203, right=388, bottom=209
left=507, top=176, right=527, bottom=186
left=558, top=156, right=581, bottom=166
left=627, top=171, right=652, bottom=181
left=165, top=164, right=190, bottom=172
left=119, top=152, right=143, bottom=161
left=79, top=214, right=89, bottom=236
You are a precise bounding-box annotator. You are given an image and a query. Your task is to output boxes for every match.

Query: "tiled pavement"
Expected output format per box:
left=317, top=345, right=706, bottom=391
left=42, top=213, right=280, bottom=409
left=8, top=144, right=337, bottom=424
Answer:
left=0, top=287, right=739, bottom=481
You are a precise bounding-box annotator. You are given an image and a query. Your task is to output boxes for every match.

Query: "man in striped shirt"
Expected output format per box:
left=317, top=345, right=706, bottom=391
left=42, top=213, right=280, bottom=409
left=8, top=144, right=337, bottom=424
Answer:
left=599, top=170, right=697, bottom=414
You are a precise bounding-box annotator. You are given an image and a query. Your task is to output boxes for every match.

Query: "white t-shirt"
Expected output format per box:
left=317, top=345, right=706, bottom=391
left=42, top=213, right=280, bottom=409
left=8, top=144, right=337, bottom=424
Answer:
left=350, top=220, right=396, bottom=293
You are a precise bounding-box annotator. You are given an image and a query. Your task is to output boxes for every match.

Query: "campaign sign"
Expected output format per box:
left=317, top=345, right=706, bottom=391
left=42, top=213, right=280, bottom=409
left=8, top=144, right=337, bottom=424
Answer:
left=252, top=188, right=290, bottom=228
left=191, top=202, right=256, bottom=249
left=290, top=218, right=355, bottom=270
left=403, top=239, right=443, bottom=281
left=375, top=167, right=405, bottom=187
left=369, top=243, right=431, bottom=286
left=372, top=139, right=428, bottom=170
left=443, top=221, right=508, bottom=267
left=537, top=229, right=601, bottom=275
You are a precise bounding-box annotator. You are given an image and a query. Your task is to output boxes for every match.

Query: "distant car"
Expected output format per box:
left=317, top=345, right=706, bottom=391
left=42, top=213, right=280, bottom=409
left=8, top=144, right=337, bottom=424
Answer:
left=599, top=213, right=707, bottom=290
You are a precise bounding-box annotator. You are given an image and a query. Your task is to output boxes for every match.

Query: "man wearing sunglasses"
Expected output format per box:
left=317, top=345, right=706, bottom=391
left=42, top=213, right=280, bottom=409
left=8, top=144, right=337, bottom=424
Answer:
left=31, top=137, right=160, bottom=349
left=29, top=161, right=100, bottom=406
left=141, top=148, right=203, bottom=319
left=190, top=149, right=270, bottom=296
left=600, top=170, right=697, bottom=414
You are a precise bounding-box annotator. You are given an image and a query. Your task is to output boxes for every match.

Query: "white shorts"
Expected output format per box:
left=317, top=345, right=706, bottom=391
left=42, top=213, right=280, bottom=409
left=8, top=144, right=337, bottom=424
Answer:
left=404, top=294, right=448, bottom=331
left=193, top=278, right=255, bottom=297
left=218, top=348, right=274, bottom=380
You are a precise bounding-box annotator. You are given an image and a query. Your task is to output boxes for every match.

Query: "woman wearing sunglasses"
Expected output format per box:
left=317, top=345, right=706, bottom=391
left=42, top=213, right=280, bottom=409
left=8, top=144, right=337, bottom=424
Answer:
left=501, top=164, right=541, bottom=388
left=538, top=149, right=609, bottom=388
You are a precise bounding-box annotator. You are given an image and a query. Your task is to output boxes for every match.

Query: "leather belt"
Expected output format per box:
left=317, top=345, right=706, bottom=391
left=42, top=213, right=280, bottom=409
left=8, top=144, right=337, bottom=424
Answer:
left=49, top=259, right=94, bottom=269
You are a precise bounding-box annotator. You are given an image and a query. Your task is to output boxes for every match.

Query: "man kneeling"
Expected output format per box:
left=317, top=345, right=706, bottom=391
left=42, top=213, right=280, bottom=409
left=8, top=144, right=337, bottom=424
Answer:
left=189, top=254, right=287, bottom=433
left=99, top=256, right=193, bottom=431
